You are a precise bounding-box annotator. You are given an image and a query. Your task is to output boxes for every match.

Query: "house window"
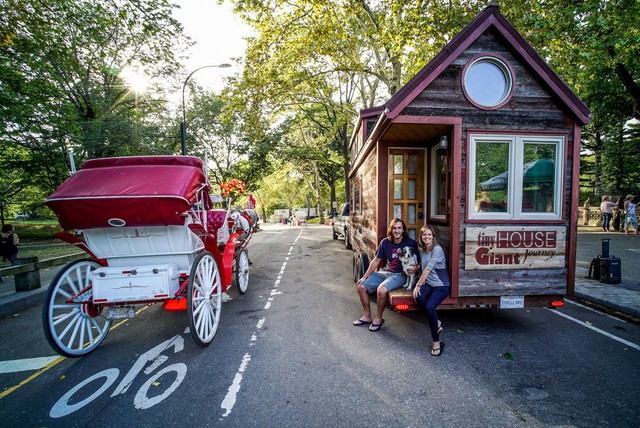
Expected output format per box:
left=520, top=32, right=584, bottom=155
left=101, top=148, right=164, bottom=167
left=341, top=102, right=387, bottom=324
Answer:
left=463, top=56, right=514, bottom=109
left=468, top=135, right=564, bottom=220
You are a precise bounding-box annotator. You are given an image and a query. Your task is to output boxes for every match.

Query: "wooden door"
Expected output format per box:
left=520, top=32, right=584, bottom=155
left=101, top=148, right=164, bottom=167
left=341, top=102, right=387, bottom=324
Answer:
left=388, top=150, right=425, bottom=240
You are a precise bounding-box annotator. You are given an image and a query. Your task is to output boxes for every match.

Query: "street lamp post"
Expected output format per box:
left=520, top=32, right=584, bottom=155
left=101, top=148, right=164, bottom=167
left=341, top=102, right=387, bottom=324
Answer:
left=180, top=63, right=232, bottom=156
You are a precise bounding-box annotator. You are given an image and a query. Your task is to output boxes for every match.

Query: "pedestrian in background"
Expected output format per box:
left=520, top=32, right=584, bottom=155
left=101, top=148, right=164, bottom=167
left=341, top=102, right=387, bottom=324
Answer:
left=613, top=196, right=625, bottom=232
left=600, top=196, right=616, bottom=232
left=1, top=224, right=19, bottom=265
left=623, top=195, right=639, bottom=235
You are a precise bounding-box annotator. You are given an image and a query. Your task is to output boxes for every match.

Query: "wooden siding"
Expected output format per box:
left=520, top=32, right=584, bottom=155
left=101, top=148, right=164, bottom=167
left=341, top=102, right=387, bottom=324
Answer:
left=351, top=149, right=379, bottom=262
left=458, top=269, right=567, bottom=296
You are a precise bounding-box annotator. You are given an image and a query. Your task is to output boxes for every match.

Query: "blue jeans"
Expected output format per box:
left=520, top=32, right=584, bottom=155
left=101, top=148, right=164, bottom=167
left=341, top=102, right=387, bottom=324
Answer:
left=602, top=213, right=612, bottom=230
left=415, top=284, right=450, bottom=341
left=625, top=214, right=638, bottom=232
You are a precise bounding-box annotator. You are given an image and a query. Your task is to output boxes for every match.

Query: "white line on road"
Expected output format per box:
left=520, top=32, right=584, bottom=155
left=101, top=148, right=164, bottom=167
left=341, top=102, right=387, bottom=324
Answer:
left=219, top=228, right=304, bottom=418
left=0, top=356, right=60, bottom=374
left=545, top=308, right=640, bottom=350
left=220, top=353, right=251, bottom=418
left=564, top=299, right=626, bottom=322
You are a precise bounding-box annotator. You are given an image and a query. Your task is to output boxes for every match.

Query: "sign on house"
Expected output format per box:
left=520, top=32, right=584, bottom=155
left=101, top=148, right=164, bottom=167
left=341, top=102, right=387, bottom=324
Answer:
left=464, top=226, right=565, bottom=270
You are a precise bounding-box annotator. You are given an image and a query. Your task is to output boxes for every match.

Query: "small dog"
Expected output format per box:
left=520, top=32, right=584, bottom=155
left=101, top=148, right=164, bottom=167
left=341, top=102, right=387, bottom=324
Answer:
left=397, top=246, right=419, bottom=290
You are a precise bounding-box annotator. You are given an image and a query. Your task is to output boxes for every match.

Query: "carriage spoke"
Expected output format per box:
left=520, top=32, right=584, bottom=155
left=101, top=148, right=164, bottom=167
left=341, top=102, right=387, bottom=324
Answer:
left=52, top=303, right=78, bottom=310
left=78, top=319, right=86, bottom=350
left=66, top=314, right=83, bottom=349
left=56, top=287, right=74, bottom=300
left=86, top=318, right=95, bottom=344
left=53, top=308, right=80, bottom=327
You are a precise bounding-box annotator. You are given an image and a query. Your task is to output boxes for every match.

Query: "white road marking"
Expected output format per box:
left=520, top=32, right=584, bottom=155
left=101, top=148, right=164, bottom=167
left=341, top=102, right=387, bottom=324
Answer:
left=564, top=299, right=626, bottom=322
left=220, top=353, right=251, bottom=418
left=545, top=308, right=640, bottom=350
left=219, top=228, right=304, bottom=418
left=0, top=356, right=60, bottom=374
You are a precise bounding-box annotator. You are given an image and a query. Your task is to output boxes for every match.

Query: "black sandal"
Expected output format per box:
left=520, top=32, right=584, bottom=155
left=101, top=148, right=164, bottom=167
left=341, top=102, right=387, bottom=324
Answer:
left=430, top=342, right=445, bottom=357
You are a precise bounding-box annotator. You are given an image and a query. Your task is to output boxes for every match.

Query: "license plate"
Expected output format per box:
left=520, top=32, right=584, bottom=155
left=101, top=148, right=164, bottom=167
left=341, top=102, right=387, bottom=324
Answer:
left=107, top=306, right=135, bottom=320
left=500, top=295, right=524, bottom=309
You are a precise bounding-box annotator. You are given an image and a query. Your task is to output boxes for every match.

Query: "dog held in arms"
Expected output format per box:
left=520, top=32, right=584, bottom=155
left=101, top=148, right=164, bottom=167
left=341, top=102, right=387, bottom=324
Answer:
left=397, top=246, right=419, bottom=290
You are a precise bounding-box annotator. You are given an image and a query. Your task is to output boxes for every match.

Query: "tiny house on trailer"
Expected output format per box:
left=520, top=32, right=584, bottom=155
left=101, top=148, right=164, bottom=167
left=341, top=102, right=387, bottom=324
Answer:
left=348, top=4, right=590, bottom=310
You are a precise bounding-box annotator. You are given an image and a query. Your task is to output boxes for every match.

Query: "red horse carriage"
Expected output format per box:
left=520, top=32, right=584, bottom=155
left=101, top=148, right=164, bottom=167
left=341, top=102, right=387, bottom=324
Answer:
left=43, top=156, right=258, bottom=357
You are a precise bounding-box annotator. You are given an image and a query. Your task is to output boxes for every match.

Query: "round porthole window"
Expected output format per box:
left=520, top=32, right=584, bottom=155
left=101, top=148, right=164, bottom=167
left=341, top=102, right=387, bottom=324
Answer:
left=463, top=56, right=514, bottom=109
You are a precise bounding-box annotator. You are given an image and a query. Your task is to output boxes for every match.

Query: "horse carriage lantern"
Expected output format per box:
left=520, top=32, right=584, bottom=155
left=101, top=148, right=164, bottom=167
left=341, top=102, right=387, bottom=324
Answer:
left=43, top=156, right=258, bottom=357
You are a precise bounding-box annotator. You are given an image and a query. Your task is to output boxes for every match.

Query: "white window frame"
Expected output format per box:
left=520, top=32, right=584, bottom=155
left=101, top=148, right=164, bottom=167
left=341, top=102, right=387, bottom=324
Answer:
left=468, top=134, right=564, bottom=221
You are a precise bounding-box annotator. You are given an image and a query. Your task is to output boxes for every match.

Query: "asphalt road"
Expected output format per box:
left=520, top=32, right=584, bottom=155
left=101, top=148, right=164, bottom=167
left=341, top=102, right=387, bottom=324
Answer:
left=0, top=225, right=639, bottom=427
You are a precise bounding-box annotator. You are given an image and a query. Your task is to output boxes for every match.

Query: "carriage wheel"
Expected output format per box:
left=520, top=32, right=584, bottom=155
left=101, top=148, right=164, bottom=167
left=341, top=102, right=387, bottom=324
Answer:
left=187, top=251, right=222, bottom=347
left=42, top=259, right=111, bottom=358
left=235, top=249, right=250, bottom=295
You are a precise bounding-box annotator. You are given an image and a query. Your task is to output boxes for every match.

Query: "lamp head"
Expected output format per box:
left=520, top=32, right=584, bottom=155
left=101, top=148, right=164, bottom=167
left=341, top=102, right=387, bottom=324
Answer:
left=439, top=135, right=449, bottom=150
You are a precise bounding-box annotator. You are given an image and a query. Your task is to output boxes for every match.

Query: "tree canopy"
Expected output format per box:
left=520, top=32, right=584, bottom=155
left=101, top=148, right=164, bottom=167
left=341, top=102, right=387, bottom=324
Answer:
left=2, top=0, right=638, bottom=220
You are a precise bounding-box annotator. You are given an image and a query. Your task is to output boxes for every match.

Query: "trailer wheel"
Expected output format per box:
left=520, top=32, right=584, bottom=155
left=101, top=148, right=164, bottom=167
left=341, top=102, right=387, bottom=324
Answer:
left=352, top=251, right=358, bottom=282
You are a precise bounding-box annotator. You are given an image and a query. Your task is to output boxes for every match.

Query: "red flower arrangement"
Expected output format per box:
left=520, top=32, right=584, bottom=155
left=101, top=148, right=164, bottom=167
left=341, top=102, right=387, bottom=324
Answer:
left=219, top=178, right=247, bottom=200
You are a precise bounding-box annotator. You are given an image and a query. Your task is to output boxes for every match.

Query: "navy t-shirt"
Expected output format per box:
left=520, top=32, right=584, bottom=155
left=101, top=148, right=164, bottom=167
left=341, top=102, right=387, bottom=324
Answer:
left=375, top=237, right=418, bottom=274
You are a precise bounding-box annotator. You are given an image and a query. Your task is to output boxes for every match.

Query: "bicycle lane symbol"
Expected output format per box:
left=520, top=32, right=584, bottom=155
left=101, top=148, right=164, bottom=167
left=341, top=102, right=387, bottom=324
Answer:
left=50, top=334, right=186, bottom=418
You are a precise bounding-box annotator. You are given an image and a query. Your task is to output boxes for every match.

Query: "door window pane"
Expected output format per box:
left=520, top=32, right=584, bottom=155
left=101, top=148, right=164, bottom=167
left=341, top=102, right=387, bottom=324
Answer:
left=475, top=142, right=509, bottom=213
left=408, top=204, right=416, bottom=224
left=408, top=229, right=416, bottom=240
left=394, top=204, right=402, bottom=219
left=394, top=179, right=403, bottom=199
left=393, top=155, right=403, bottom=174
left=408, top=155, right=417, bottom=174
left=408, top=179, right=416, bottom=199
left=522, top=144, right=556, bottom=213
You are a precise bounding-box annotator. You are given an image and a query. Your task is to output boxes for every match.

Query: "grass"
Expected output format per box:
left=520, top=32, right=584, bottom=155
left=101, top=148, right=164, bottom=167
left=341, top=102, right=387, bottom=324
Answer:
left=1, top=221, right=81, bottom=268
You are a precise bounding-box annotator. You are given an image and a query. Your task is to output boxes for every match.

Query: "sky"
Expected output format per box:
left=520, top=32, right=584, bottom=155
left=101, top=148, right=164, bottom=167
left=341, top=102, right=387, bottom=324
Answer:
left=172, top=0, right=252, bottom=92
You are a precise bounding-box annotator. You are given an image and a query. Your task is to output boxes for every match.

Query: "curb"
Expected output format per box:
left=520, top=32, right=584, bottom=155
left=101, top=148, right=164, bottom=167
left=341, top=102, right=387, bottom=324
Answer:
left=0, top=287, right=47, bottom=318
left=573, top=290, right=640, bottom=320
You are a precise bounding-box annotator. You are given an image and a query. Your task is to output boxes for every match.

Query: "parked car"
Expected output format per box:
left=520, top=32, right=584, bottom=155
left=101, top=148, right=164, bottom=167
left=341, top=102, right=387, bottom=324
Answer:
left=331, top=203, right=351, bottom=249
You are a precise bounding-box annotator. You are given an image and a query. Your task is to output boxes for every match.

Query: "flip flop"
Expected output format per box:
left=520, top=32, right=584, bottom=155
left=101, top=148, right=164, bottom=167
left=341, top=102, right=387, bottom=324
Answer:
left=437, top=323, right=444, bottom=335
left=352, top=318, right=372, bottom=326
left=430, top=342, right=445, bottom=357
left=368, top=319, right=385, bottom=331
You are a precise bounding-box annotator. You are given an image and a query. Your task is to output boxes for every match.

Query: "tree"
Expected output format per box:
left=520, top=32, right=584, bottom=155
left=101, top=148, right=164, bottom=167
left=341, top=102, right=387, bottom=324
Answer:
left=504, top=0, right=640, bottom=193
left=0, top=0, right=189, bottom=215
left=230, top=0, right=489, bottom=208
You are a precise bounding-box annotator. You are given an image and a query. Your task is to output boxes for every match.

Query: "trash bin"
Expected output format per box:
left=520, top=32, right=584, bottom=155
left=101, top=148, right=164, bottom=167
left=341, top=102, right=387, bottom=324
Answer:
left=14, top=257, right=41, bottom=292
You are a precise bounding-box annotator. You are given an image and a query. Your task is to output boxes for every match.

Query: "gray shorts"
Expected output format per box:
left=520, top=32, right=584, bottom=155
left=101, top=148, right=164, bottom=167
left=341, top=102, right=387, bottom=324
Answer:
left=362, top=271, right=406, bottom=294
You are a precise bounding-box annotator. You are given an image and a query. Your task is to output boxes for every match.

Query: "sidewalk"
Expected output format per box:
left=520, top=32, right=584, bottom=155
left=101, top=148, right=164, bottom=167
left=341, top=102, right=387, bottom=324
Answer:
left=573, top=224, right=640, bottom=319
left=0, top=224, right=638, bottom=320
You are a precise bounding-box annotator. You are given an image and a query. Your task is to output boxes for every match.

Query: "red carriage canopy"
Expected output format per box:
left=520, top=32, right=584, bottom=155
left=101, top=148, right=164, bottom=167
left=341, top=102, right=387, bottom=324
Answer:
left=46, top=156, right=212, bottom=230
